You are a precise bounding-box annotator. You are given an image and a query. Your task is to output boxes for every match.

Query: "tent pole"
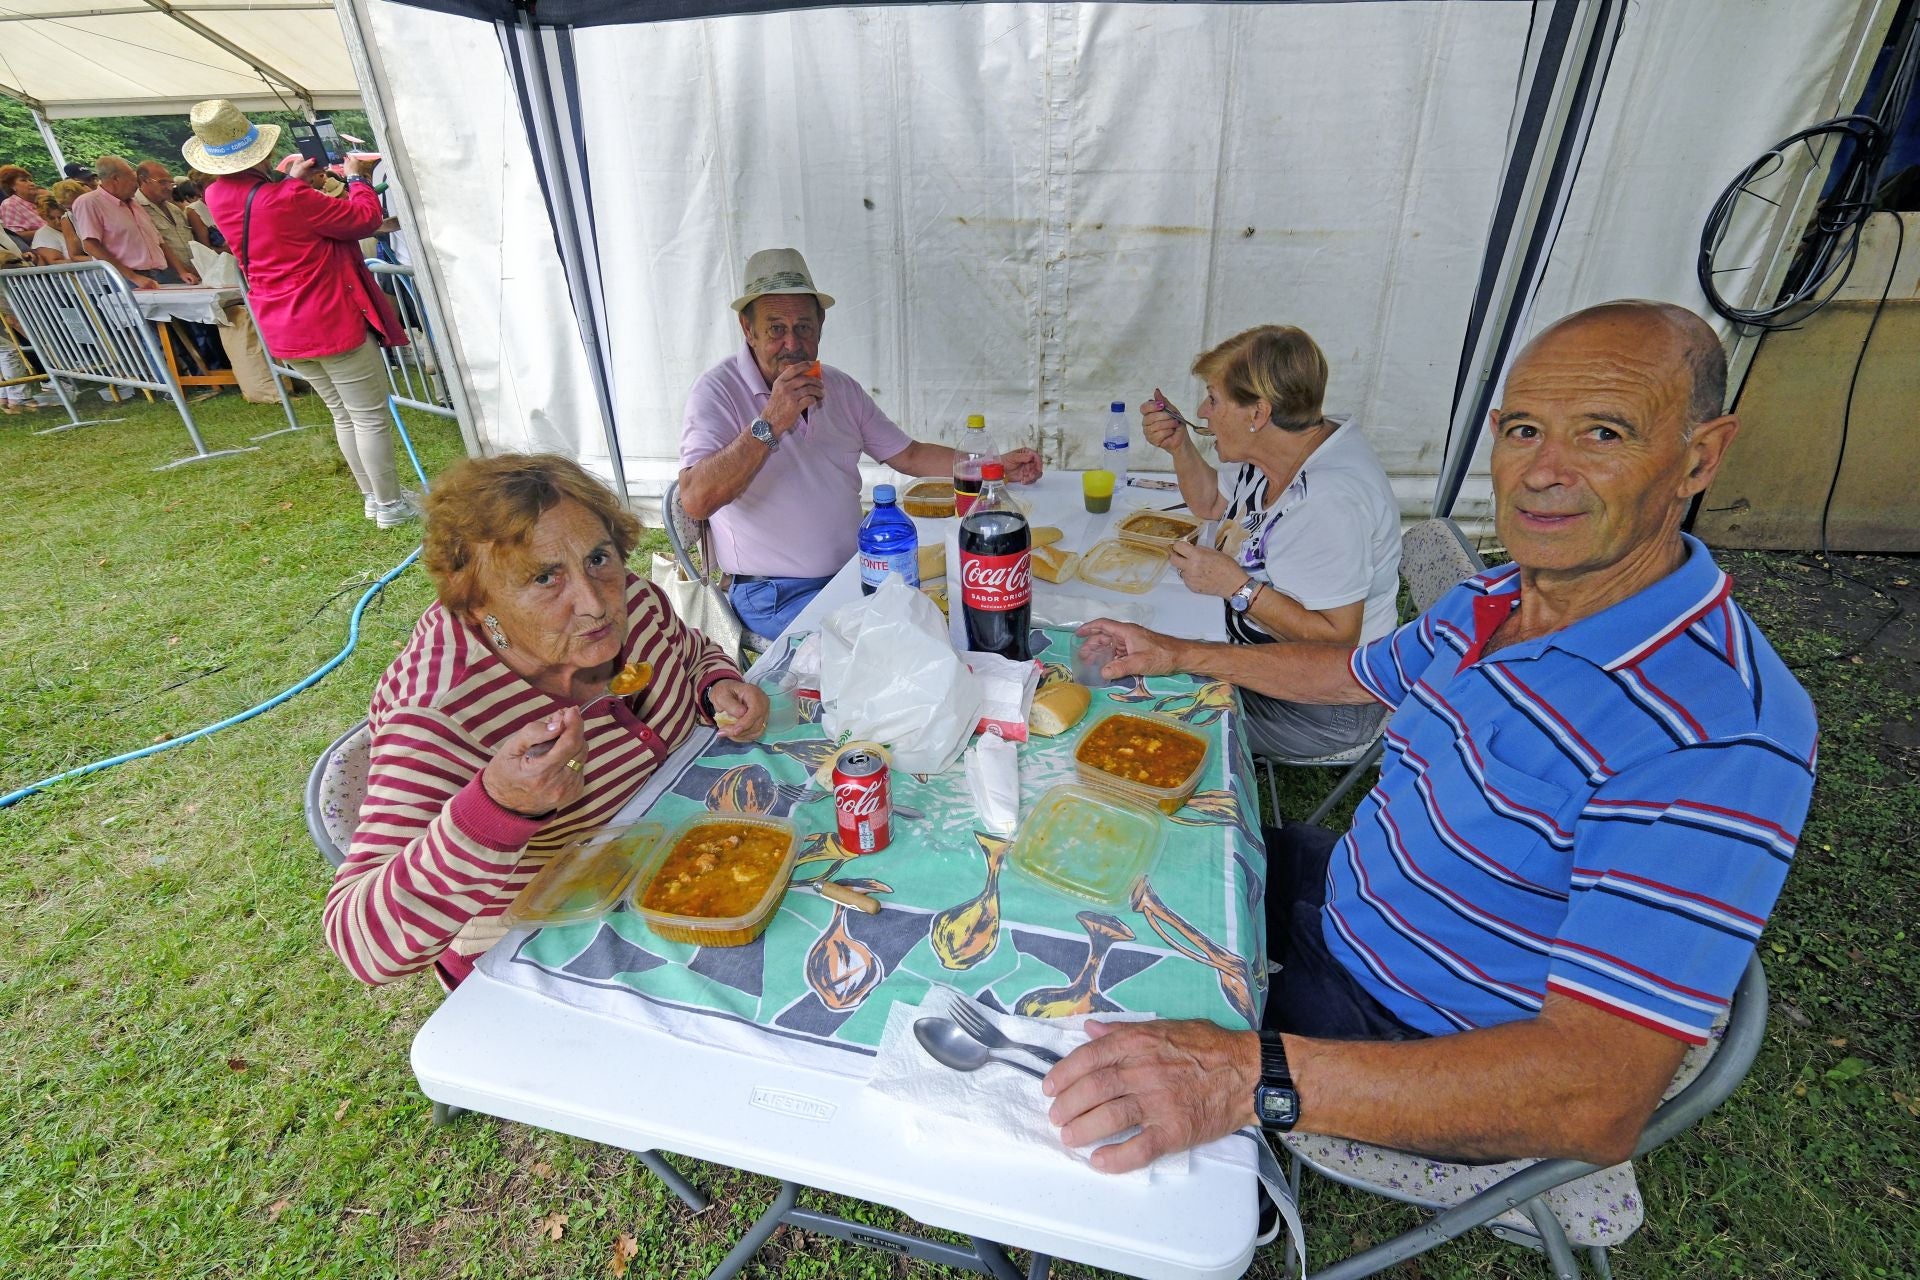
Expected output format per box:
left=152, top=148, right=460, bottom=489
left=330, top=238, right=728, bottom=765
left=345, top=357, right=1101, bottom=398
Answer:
left=1431, top=0, right=1625, bottom=520
left=506, top=12, right=631, bottom=505
left=32, top=108, right=65, bottom=172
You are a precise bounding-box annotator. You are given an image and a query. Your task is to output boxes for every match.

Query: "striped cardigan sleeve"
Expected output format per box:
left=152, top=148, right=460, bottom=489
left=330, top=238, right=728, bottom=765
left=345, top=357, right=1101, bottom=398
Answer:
left=323, top=700, right=545, bottom=986
left=641, top=578, right=742, bottom=710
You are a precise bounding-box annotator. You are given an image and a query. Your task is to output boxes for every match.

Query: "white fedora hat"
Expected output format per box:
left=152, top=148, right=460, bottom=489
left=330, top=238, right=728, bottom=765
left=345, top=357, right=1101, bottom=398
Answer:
left=731, top=247, right=835, bottom=313
left=181, top=99, right=281, bottom=176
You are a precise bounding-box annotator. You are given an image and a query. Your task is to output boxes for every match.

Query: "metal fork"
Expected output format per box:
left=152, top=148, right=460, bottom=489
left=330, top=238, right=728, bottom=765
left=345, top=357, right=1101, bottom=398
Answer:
left=947, top=997, right=1063, bottom=1066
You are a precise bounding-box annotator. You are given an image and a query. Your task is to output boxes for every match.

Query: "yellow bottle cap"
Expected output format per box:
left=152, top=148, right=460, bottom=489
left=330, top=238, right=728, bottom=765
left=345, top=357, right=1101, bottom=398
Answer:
left=966, top=414, right=985, bottom=428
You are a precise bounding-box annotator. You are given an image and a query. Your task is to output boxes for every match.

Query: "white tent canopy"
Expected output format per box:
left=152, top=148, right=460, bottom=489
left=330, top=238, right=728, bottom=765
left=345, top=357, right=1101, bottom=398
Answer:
left=0, top=0, right=359, bottom=119
left=342, top=0, right=1893, bottom=521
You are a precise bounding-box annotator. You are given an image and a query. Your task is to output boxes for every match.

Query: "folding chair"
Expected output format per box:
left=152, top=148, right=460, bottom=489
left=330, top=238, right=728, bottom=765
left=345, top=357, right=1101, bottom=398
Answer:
left=1283, top=954, right=1770, bottom=1279
left=300, top=719, right=714, bottom=1212
left=662, top=477, right=779, bottom=656
left=1260, top=517, right=1484, bottom=824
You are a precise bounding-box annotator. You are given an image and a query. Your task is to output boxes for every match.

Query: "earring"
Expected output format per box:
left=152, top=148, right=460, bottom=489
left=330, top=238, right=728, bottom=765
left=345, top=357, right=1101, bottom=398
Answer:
left=483, top=614, right=510, bottom=649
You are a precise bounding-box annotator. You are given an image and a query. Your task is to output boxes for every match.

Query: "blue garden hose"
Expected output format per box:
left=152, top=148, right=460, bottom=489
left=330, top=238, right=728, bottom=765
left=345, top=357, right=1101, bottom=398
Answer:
left=1, top=398, right=431, bottom=810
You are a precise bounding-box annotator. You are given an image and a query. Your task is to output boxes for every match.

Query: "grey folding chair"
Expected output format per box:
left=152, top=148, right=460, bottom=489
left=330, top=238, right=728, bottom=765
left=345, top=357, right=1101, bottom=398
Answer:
left=299, top=718, right=714, bottom=1211
left=1260, top=517, right=1485, bottom=824
left=661, top=477, right=779, bottom=655
left=1283, top=954, right=1770, bottom=1279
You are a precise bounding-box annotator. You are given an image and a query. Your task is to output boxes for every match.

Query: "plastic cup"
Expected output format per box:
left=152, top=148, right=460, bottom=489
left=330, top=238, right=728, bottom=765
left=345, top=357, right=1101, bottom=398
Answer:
left=1082, top=469, right=1116, bottom=514
left=1073, top=633, right=1119, bottom=686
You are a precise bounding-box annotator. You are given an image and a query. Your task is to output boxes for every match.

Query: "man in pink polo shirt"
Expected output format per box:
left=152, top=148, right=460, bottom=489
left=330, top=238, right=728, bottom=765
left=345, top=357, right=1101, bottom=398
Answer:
left=70, top=155, right=198, bottom=290
left=679, top=248, right=1043, bottom=639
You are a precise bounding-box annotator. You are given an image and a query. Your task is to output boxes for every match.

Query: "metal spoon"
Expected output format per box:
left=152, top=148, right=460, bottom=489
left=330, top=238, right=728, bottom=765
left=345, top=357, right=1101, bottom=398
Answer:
left=913, top=1017, right=1048, bottom=1081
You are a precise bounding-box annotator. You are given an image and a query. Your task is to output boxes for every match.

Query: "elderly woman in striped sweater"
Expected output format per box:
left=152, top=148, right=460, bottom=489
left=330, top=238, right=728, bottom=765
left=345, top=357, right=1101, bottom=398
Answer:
left=324, top=453, right=767, bottom=987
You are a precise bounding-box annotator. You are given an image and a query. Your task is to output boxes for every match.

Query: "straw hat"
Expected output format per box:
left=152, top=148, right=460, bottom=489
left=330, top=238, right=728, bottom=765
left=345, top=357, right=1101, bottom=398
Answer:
left=181, top=100, right=280, bottom=175
left=730, top=247, right=835, bottom=313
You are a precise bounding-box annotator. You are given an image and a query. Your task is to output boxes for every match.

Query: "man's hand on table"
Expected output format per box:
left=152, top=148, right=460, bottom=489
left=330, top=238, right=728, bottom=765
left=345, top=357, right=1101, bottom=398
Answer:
left=1076, top=619, right=1186, bottom=680
left=127, top=271, right=158, bottom=291
left=178, top=269, right=201, bottom=286
left=1044, top=1018, right=1260, bottom=1174
left=764, top=362, right=823, bottom=433
left=1000, top=446, right=1044, bottom=484
left=709, top=679, right=769, bottom=741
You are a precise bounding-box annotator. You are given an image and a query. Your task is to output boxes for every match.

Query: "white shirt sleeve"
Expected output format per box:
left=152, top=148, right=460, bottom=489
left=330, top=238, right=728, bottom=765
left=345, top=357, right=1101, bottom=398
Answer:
left=1258, top=478, right=1386, bottom=611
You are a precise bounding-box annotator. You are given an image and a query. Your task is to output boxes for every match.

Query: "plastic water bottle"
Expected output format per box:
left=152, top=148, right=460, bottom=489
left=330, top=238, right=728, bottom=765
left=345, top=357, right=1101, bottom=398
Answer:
left=859, top=484, right=920, bottom=594
left=953, top=413, right=998, bottom=517
left=1104, top=401, right=1130, bottom=478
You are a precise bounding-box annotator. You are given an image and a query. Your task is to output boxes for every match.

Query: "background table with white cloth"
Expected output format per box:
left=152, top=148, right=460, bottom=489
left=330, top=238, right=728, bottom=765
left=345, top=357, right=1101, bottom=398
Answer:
left=412, top=471, right=1269, bottom=1280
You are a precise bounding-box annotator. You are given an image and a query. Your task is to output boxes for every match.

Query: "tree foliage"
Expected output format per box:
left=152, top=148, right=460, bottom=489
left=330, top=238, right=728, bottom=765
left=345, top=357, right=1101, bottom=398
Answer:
left=0, top=98, right=372, bottom=185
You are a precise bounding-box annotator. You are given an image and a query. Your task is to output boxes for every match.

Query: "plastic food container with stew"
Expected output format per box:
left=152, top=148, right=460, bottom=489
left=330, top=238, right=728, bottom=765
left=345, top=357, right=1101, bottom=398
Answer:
left=624, top=813, right=800, bottom=947
left=1114, top=509, right=1202, bottom=549
left=1072, top=710, right=1211, bottom=813
left=504, top=821, right=665, bottom=929
left=1075, top=537, right=1170, bottom=594
left=1009, top=783, right=1166, bottom=907
left=899, top=478, right=956, bottom=518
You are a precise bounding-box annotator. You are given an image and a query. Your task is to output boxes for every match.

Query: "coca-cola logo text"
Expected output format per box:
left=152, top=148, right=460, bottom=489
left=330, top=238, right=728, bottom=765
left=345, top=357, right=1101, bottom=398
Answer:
left=835, top=779, right=888, bottom=817
left=960, top=551, right=1031, bottom=611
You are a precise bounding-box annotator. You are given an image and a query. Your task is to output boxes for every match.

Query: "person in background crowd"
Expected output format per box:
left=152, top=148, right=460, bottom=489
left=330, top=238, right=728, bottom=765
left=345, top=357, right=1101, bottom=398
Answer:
left=28, top=192, right=78, bottom=263
left=134, top=162, right=197, bottom=266
left=61, top=162, right=97, bottom=190
left=186, top=100, right=415, bottom=525
left=0, top=236, right=40, bottom=414
left=70, top=156, right=198, bottom=290
left=1, top=165, right=46, bottom=243
left=679, top=247, right=1045, bottom=639
left=323, top=453, right=766, bottom=987
left=184, top=168, right=222, bottom=240
left=1140, top=324, right=1401, bottom=758
left=1052, top=301, right=1816, bottom=1175
left=171, top=181, right=218, bottom=249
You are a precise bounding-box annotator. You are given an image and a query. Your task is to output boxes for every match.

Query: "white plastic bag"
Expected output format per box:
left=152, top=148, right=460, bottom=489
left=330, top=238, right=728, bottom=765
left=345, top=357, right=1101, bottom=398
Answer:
left=188, top=242, right=242, bottom=290
left=821, top=575, right=982, bottom=775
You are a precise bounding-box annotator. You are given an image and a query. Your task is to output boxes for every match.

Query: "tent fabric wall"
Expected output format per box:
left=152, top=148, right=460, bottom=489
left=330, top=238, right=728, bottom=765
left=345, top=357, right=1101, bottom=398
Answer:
left=359, top=0, right=1873, bottom=517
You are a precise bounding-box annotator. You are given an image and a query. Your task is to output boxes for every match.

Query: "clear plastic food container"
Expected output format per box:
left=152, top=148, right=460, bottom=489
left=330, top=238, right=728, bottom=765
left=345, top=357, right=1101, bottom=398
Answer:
left=624, top=813, right=800, bottom=947
left=1072, top=710, right=1211, bottom=813
left=1075, top=538, right=1170, bottom=594
left=1114, top=509, right=1202, bottom=549
left=900, top=478, right=956, bottom=518
left=504, top=822, right=665, bottom=928
left=1009, top=783, right=1166, bottom=907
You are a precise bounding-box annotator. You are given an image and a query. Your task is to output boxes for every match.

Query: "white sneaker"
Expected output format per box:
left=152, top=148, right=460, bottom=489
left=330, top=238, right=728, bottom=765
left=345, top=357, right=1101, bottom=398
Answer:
left=362, top=494, right=378, bottom=520
left=373, top=490, right=423, bottom=529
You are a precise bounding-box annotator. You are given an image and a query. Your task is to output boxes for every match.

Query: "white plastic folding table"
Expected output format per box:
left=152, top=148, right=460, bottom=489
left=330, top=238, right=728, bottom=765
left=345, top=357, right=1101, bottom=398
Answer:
left=411, top=471, right=1261, bottom=1280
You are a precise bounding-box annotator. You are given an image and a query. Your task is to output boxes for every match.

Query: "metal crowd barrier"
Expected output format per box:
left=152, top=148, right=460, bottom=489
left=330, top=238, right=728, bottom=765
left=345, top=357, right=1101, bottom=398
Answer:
left=366, top=261, right=456, bottom=419
left=0, top=260, right=257, bottom=469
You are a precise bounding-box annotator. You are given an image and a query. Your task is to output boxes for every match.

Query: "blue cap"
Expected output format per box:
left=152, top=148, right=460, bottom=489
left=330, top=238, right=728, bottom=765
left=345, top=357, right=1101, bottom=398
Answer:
left=1111, top=401, right=1125, bottom=412
left=874, top=484, right=896, bottom=503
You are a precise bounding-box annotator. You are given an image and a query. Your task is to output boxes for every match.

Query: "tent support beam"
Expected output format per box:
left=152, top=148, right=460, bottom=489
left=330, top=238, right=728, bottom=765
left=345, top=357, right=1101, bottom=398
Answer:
left=1432, top=0, right=1625, bottom=520
left=32, top=108, right=66, bottom=172
left=139, top=0, right=317, bottom=114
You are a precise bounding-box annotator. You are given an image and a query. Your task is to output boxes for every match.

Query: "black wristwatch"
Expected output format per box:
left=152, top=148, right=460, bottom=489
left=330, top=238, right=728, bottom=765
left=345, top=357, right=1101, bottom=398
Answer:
left=1253, top=1032, right=1300, bottom=1131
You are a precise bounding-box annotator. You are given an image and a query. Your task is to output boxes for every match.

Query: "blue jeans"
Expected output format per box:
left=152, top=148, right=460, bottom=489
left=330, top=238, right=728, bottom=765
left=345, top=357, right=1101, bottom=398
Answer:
left=728, top=574, right=834, bottom=640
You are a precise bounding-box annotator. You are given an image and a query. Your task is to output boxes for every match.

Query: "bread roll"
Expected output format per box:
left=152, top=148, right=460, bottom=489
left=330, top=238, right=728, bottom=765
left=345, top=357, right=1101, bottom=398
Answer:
left=1031, top=526, right=1064, bottom=547
left=918, top=542, right=946, bottom=580
left=1031, top=544, right=1081, bottom=583
left=1029, top=681, right=1091, bottom=737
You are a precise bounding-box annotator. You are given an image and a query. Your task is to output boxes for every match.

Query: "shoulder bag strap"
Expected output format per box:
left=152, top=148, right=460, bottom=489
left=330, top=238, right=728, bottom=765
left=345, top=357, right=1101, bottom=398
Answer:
left=236, top=180, right=266, bottom=286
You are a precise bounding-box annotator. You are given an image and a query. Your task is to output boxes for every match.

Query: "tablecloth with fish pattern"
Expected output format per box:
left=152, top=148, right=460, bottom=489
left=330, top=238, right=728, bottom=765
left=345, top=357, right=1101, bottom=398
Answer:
left=481, top=627, right=1268, bottom=1074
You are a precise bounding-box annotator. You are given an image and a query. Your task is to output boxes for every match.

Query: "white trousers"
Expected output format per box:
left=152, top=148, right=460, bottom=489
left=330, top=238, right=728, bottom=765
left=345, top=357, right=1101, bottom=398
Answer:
left=291, top=337, right=400, bottom=503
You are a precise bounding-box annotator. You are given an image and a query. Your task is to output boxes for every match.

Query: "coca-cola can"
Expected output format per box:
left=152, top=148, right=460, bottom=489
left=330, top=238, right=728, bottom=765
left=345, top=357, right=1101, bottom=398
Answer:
left=832, top=747, right=891, bottom=853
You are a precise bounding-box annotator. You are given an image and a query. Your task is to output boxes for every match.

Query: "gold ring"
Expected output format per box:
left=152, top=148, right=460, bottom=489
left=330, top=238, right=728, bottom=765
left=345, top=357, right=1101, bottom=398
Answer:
left=564, top=757, right=583, bottom=773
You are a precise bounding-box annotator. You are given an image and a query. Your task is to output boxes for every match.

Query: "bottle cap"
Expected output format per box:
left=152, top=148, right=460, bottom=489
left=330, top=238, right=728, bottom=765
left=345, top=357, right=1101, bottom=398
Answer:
left=1111, top=402, right=1125, bottom=412
left=966, top=414, right=985, bottom=428
left=873, top=484, right=896, bottom=503
left=981, top=461, right=1005, bottom=481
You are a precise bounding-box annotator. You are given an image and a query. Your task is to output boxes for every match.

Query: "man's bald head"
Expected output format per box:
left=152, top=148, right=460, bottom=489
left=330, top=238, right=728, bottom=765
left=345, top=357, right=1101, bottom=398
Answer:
left=1523, top=300, right=1727, bottom=431
left=135, top=161, right=171, bottom=184
left=95, top=155, right=134, bottom=181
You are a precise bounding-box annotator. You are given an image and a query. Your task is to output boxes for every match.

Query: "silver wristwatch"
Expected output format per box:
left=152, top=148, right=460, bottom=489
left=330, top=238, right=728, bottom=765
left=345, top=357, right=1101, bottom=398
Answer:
left=1228, top=578, right=1259, bottom=613
left=749, top=416, right=779, bottom=451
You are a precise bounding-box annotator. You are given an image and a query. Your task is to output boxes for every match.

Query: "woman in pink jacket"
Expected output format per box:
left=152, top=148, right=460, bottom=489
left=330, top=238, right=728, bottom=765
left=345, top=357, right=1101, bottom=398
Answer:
left=184, top=99, right=416, bottom=528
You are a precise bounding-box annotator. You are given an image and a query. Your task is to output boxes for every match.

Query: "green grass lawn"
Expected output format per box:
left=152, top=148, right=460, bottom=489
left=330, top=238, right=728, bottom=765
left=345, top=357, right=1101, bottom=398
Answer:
left=2, top=397, right=1915, bottom=1279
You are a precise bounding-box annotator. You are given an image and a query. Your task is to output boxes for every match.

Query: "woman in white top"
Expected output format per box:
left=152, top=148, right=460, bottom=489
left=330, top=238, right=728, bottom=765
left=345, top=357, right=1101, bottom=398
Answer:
left=1141, top=324, right=1401, bottom=758
left=28, top=192, right=79, bottom=264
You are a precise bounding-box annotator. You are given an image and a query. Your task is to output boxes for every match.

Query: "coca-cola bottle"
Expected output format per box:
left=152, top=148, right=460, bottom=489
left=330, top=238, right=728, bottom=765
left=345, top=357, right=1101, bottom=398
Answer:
left=959, top=460, right=1031, bottom=660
